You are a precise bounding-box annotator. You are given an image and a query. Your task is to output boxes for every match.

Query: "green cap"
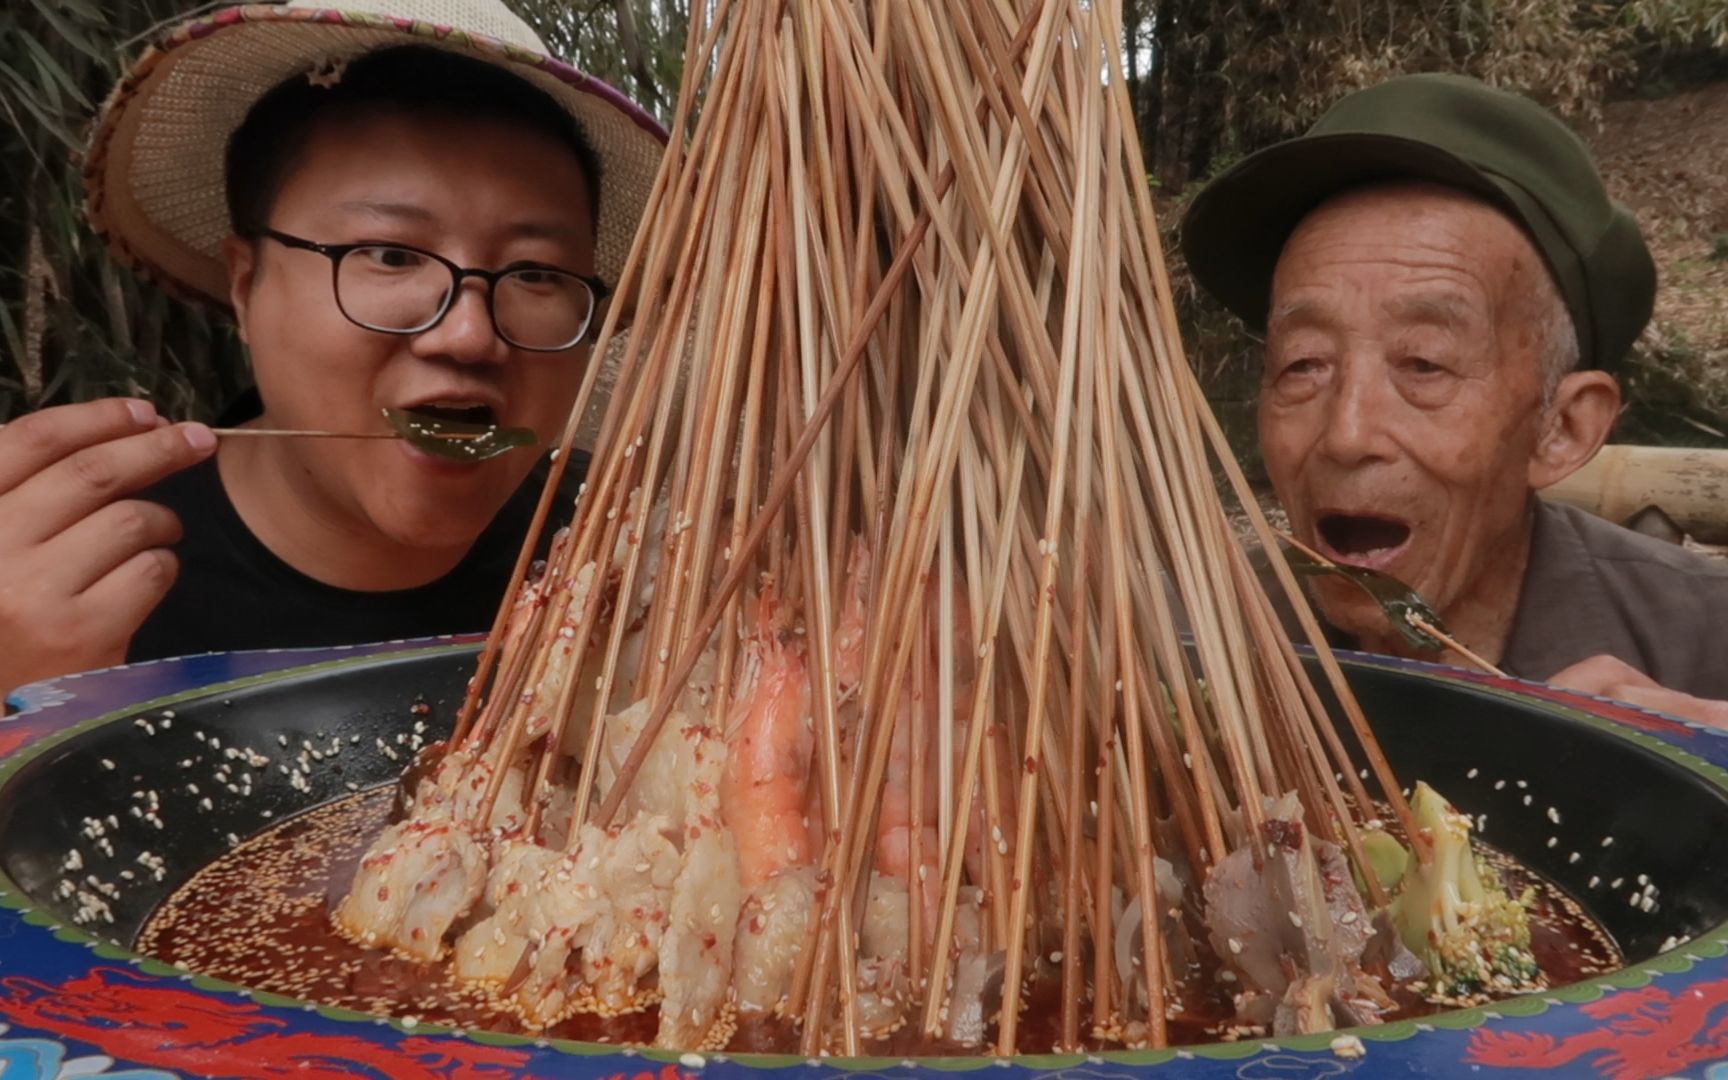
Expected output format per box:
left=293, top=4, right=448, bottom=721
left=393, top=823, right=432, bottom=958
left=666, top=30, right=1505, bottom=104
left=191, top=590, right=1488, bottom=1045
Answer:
left=1179, top=74, right=1655, bottom=371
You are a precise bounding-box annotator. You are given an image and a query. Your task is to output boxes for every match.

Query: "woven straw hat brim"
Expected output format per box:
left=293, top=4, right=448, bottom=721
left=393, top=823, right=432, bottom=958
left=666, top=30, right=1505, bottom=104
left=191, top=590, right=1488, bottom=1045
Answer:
left=84, top=5, right=668, bottom=312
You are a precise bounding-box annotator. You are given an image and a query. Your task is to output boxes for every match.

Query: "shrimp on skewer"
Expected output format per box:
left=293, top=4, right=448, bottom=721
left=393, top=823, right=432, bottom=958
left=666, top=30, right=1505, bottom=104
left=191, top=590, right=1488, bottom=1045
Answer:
left=721, top=595, right=816, bottom=891
left=874, top=681, right=942, bottom=934
left=874, top=585, right=995, bottom=939
left=723, top=592, right=821, bottom=1014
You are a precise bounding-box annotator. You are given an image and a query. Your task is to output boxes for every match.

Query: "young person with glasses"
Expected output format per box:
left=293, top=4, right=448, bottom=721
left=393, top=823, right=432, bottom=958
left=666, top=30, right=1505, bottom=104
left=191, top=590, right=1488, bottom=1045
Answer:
left=0, top=1, right=665, bottom=702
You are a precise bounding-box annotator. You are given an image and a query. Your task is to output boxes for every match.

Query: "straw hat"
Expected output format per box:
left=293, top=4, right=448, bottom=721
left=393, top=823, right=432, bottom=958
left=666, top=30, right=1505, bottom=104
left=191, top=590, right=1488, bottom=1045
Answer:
left=84, top=0, right=668, bottom=311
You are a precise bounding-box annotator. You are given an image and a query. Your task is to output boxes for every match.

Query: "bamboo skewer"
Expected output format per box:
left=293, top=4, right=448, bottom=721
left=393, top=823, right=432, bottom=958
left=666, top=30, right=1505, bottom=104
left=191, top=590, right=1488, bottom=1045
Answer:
left=1408, top=614, right=1510, bottom=677
left=210, top=428, right=402, bottom=440
left=407, top=0, right=1444, bottom=1059
left=1273, top=528, right=1510, bottom=678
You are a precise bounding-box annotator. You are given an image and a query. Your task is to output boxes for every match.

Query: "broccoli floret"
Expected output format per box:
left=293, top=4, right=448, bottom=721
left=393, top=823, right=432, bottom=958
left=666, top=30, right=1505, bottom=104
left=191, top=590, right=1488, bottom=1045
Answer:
left=1388, top=782, right=1542, bottom=1000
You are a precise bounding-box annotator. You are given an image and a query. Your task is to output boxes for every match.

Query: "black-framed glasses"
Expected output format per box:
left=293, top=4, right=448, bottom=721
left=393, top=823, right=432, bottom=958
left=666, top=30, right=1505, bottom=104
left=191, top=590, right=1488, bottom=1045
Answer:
left=258, top=228, right=610, bottom=352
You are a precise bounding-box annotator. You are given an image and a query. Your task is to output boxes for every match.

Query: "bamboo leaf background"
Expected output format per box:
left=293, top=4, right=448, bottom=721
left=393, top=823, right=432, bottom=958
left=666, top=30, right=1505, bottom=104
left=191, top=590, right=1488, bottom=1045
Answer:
left=1, top=0, right=1721, bottom=428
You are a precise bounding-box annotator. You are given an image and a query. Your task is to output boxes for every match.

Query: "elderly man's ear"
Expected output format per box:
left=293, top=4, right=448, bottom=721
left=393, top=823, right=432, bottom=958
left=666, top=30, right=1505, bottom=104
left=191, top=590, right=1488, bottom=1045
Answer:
left=1527, top=370, right=1620, bottom=491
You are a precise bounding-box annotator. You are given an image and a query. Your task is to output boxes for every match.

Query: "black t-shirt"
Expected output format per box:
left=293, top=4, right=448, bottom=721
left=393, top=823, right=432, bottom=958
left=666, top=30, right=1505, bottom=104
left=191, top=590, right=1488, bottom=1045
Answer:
left=127, top=453, right=584, bottom=663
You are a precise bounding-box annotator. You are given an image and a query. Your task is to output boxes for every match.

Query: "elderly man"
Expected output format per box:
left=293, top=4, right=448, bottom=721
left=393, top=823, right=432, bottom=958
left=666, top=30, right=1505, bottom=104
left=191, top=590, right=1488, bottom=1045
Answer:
left=1181, top=74, right=1728, bottom=724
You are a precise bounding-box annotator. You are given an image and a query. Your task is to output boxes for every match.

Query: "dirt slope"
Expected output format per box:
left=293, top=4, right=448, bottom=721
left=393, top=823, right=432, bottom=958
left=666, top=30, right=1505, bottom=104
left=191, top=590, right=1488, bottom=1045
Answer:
left=1591, top=81, right=1728, bottom=443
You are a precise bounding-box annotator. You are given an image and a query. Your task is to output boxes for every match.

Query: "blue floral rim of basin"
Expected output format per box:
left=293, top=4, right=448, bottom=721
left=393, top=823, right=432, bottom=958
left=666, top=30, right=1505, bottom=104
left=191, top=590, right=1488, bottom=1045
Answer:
left=1, top=640, right=1727, bottom=1080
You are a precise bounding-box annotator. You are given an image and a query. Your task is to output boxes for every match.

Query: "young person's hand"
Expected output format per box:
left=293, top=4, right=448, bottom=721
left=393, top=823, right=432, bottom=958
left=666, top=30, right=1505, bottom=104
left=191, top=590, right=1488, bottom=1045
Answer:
left=0, top=399, right=216, bottom=701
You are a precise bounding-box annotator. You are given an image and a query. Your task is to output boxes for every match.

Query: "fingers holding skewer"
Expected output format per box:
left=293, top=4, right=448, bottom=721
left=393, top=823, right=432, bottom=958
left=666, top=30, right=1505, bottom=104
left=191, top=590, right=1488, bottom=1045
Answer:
left=0, top=399, right=214, bottom=697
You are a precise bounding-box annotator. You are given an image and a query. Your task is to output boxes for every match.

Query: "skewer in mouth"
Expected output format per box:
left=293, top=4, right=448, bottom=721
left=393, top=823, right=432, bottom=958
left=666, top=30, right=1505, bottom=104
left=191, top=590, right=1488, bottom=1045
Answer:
left=211, top=422, right=532, bottom=464
left=211, top=428, right=434, bottom=440
left=1276, top=528, right=1506, bottom=676
left=10, top=407, right=534, bottom=463
left=2, top=407, right=537, bottom=462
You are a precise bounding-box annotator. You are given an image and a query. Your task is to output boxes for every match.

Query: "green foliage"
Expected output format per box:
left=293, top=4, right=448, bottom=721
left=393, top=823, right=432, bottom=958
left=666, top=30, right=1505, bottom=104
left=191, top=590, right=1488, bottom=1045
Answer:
left=2, top=0, right=248, bottom=422
left=1, top=0, right=1719, bottom=430
left=1624, top=0, right=1728, bottom=50
left=509, top=0, right=691, bottom=127
left=1133, top=0, right=1654, bottom=199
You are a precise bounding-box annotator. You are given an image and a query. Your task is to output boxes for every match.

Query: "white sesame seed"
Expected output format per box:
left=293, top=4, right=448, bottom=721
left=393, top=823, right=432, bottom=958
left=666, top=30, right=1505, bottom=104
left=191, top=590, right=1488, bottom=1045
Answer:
left=1330, top=1034, right=1365, bottom=1060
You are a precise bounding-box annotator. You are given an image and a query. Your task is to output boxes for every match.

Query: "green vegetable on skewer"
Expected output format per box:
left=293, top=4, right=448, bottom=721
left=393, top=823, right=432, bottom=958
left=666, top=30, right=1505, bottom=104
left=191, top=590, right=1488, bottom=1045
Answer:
left=382, top=407, right=538, bottom=463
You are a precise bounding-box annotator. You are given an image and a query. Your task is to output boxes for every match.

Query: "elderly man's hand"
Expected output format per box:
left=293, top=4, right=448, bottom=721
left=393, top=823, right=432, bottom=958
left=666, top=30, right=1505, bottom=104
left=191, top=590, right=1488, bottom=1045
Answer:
left=1548, top=654, right=1728, bottom=730
left=0, top=399, right=216, bottom=702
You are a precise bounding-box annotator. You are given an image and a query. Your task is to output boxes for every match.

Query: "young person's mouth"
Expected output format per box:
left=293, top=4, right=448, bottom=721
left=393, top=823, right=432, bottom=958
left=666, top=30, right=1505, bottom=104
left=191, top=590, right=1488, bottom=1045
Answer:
left=400, top=401, right=499, bottom=427
left=392, top=398, right=511, bottom=470
left=1314, top=512, right=1412, bottom=571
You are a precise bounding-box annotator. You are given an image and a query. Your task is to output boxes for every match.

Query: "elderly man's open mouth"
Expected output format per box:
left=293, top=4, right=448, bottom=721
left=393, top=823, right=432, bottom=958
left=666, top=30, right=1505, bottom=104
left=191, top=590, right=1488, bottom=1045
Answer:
left=1314, top=511, right=1412, bottom=571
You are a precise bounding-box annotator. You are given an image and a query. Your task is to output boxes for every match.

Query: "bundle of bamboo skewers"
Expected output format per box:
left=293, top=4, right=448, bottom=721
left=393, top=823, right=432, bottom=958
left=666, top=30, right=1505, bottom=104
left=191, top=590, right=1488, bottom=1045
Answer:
left=343, top=0, right=1424, bottom=1055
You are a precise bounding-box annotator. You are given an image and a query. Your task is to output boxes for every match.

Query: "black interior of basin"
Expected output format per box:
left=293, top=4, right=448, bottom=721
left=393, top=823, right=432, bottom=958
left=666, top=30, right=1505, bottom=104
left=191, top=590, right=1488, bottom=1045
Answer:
left=1, top=647, right=1724, bottom=969
left=0, top=649, right=469, bottom=942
